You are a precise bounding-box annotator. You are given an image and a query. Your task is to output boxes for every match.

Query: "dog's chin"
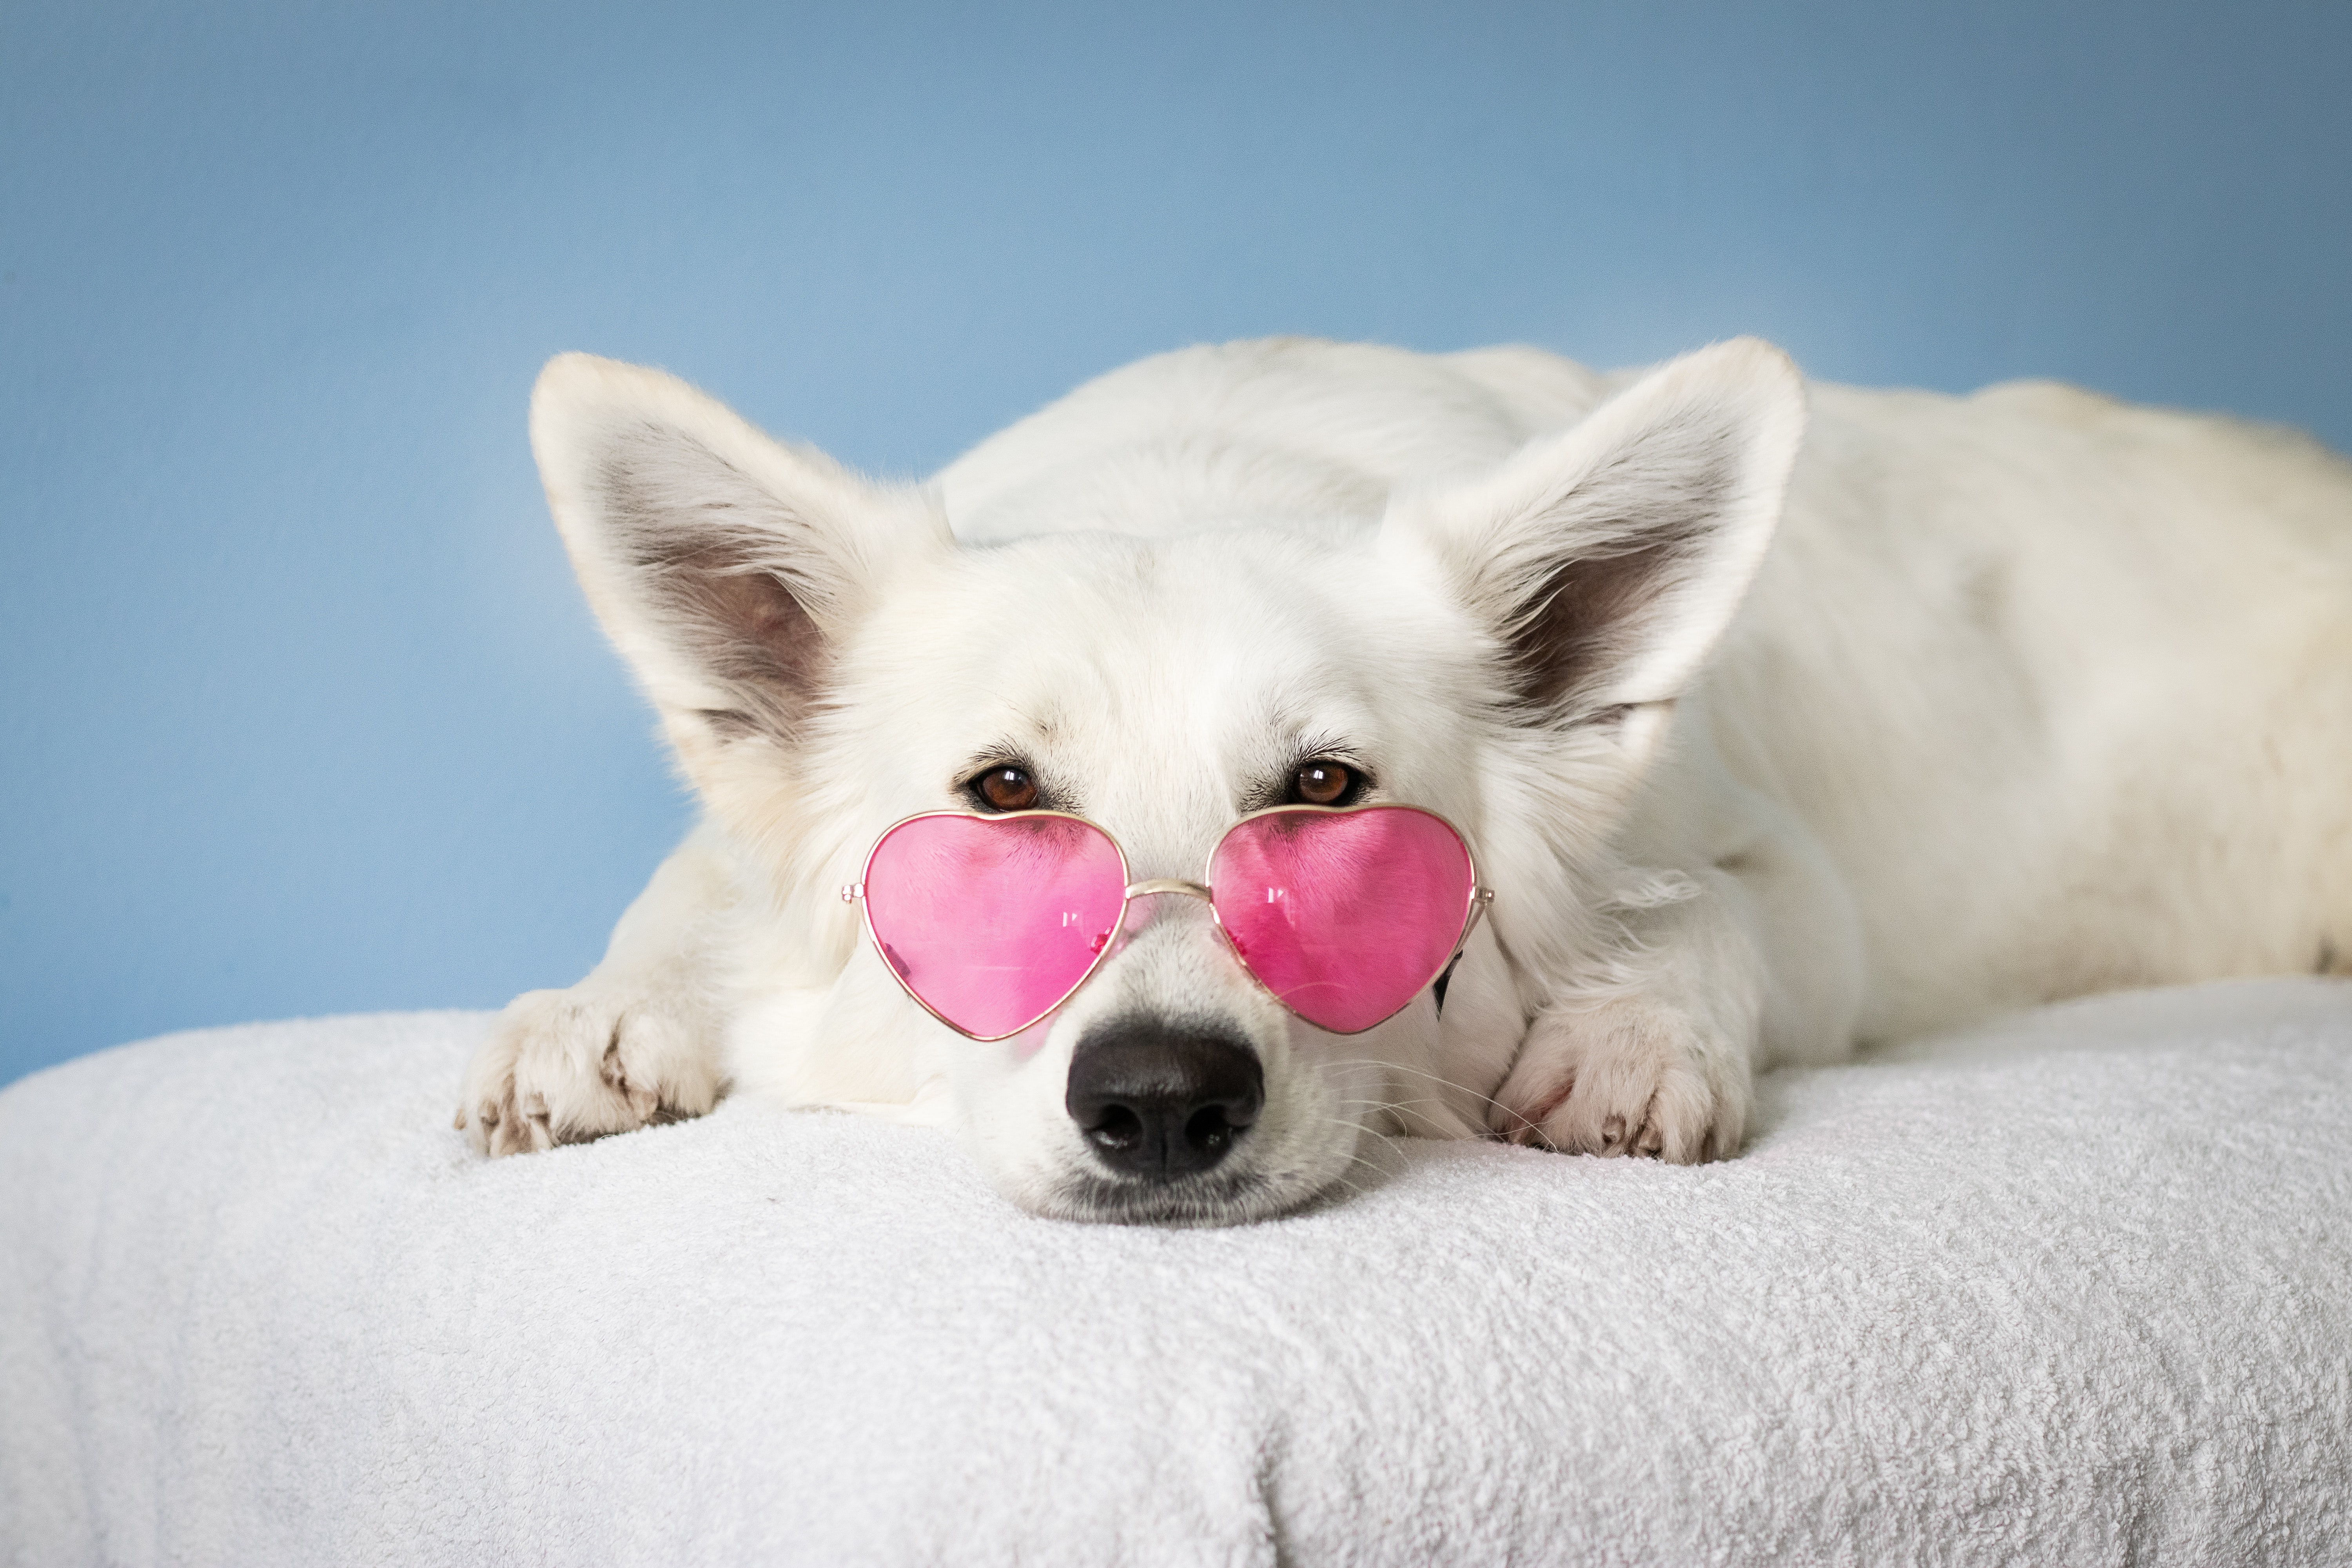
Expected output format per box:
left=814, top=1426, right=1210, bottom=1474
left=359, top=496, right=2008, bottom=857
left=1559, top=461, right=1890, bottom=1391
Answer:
left=1019, top=1143, right=1365, bottom=1228
left=1030, top=1169, right=1269, bottom=1228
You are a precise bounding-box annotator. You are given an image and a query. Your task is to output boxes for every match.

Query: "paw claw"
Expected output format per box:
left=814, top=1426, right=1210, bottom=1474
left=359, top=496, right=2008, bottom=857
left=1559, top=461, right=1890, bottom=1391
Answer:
left=1633, top=1112, right=1666, bottom=1158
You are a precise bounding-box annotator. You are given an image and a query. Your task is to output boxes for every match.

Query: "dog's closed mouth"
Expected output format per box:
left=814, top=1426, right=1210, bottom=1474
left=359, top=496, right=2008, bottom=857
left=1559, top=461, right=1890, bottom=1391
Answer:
left=1045, top=1167, right=1280, bottom=1228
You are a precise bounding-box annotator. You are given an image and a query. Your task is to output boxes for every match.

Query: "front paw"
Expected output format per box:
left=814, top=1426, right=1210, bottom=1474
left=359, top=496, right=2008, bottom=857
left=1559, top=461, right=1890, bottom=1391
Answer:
left=1489, top=996, right=1749, bottom=1163
left=457, top=985, right=722, bottom=1157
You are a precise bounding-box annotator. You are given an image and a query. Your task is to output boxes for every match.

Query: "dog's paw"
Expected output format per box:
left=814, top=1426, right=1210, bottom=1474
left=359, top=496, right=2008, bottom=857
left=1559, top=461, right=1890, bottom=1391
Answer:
left=457, top=984, right=722, bottom=1157
left=1488, top=995, right=1748, bottom=1163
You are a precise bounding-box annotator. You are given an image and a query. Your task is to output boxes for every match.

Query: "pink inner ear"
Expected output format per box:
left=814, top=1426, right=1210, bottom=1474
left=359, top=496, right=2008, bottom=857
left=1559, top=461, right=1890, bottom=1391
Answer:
left=1209, top=807, right=1475, bottom=1035
left=860, top=814, right=1129, bottom=1040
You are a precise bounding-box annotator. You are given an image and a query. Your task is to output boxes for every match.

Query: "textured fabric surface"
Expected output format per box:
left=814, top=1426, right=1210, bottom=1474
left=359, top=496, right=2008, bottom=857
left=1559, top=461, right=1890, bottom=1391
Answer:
left=4, top=981, right=2350, bottom=1566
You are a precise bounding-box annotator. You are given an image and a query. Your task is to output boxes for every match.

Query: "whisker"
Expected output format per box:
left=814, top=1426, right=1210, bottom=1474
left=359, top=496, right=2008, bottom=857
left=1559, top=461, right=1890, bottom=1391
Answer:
left=1300, top=1142, right=1375, bottom=1202
left=1322, top=1057, right=1543, bottom=1140
left=1328, top=1110, right=1406, bottom=1153
left=1312, top=1109, right=1413, bottom=1200
left=1339, top=1094, right=1456, bottom=1117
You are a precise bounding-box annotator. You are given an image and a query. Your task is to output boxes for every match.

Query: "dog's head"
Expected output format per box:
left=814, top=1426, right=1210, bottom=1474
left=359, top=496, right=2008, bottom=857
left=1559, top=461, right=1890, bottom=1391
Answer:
left=528, top=339, right=1803, bottom=1223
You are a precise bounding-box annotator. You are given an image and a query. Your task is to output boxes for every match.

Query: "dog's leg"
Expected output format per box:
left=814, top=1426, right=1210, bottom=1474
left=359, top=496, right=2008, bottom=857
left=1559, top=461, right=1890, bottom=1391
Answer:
left=1489, top=875, right=1771, bottom=1162
left=1483, top=694, right=1866, bottom=1161
left=457, top=826, right=734, bottom=1156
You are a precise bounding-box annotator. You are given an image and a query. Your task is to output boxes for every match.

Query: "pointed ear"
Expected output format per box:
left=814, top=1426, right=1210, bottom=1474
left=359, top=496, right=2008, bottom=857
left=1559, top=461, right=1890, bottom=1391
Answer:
left=530, top=354, right=952, bottom=757
left=1381, top=337, right=1805, bottom=725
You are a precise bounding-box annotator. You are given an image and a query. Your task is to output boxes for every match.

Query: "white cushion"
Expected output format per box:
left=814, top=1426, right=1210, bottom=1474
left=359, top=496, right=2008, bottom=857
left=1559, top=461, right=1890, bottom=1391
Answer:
left=5, top=980, right=2350, bottom=1565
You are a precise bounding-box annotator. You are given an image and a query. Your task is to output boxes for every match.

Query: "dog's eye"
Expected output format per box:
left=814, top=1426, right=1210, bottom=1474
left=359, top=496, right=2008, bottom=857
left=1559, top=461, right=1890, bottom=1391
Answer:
left=1291, top=760, right=1356, bottom=806
left=971, top=766, right=1040, bottom=813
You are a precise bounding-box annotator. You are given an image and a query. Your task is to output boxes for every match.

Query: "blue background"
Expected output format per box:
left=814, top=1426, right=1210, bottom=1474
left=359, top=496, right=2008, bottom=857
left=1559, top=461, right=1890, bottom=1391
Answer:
left=5, top=0, right=2348, bottom=1085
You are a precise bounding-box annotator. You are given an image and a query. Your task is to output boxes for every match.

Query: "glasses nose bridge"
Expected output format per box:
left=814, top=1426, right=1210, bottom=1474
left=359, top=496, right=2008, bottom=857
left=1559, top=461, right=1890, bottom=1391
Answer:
left=1123, top=877, right=1213, bottom=905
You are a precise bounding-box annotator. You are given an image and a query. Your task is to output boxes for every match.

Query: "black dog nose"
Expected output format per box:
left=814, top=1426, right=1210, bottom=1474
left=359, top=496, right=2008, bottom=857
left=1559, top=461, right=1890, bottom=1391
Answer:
left=1066, top=1020, right=1265, bottom=1179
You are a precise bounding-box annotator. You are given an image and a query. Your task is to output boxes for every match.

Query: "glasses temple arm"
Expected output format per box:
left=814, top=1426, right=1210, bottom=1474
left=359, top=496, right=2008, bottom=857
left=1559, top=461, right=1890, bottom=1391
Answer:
left=1457, top=886, right=1495, bottom=956
left=1432, top=887, right=1495, bottom=1019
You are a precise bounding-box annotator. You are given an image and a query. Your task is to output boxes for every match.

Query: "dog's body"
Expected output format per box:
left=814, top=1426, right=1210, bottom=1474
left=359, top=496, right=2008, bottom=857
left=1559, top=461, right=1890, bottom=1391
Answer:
left=460, top=337, right=2352, bottom=1224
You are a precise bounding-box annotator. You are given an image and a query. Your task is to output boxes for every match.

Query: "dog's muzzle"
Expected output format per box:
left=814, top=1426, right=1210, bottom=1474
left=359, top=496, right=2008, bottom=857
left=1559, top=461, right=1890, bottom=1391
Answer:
left=1064, top=1018, right=1264, bottom=1180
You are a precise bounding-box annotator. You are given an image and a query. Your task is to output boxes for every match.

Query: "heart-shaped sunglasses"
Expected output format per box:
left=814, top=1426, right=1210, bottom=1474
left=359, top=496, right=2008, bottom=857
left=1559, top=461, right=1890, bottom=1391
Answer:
left=841, top=803, right=1494, bottom=1041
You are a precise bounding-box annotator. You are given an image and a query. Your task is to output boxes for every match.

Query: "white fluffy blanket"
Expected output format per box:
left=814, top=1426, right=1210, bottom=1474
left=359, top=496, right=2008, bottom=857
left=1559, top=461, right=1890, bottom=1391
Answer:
left=5, top=980, right=2350, bottom=1566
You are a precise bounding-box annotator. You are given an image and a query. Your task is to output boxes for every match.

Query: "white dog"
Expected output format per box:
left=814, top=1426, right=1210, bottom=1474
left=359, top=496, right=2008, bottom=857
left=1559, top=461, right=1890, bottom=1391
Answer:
left=457, top=336, right=2352, bottom=1224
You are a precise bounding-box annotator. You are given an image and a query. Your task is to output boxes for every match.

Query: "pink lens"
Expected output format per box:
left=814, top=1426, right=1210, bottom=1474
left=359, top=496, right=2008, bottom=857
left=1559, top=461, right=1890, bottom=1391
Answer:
left=861, top=814, right=1129, bottom=1039
left=1209, top=806, right=1475, bottom=1034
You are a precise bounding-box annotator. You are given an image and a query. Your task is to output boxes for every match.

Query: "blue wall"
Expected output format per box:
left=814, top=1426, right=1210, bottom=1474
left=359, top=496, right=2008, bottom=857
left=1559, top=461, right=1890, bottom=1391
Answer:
left=4, top=0, right=2348, bottom=1084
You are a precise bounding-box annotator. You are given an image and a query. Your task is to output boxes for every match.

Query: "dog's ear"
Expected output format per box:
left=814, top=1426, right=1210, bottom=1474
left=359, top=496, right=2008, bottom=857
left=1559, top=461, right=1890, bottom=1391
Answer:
left=1382, top=337, right=1805, bottom=737
left=530, top=354, right=952, bottom=762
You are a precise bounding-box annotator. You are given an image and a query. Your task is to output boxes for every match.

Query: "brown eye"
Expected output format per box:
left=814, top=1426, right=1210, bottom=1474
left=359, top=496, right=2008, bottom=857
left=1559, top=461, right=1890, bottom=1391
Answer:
left=974, top=766, right=1039, bottom=812
left=1292, top=760, right=1354, bottom=806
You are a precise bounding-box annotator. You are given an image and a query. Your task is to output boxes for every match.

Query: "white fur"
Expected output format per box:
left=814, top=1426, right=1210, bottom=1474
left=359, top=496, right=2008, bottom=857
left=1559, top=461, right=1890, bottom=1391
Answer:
left=457, top=337, right=2352, bottom=1223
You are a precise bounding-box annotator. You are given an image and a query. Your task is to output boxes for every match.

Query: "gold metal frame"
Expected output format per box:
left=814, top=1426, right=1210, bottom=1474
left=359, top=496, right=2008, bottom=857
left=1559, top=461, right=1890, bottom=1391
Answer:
left=841, top=802, right=1495, bottom=1042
